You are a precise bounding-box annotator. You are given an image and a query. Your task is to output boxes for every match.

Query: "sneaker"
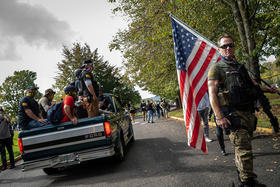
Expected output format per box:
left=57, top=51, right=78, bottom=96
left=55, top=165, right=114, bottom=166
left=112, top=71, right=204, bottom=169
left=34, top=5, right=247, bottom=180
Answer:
left=1, top=165, right=7, bottom=171
left=221, top=150, right=228, bottom=156
left=205, top=137, right=213, bottom=142
left=9, top=165, right=15, bottom=169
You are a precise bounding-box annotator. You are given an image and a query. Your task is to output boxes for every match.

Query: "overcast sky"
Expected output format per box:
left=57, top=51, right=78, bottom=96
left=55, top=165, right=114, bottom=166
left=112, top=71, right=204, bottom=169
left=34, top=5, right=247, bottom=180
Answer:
left=0, top=0, right=154, bottom=99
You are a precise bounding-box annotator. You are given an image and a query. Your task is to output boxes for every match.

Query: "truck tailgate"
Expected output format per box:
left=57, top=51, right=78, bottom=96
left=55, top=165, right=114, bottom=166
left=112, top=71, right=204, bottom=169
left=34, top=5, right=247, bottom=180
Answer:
left=19, top=116, right=111, bottom=161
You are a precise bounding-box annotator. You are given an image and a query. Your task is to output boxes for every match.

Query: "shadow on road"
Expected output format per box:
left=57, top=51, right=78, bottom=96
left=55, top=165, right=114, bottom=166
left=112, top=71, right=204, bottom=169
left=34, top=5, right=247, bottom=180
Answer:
left=45, top=137, right=234, bottom=186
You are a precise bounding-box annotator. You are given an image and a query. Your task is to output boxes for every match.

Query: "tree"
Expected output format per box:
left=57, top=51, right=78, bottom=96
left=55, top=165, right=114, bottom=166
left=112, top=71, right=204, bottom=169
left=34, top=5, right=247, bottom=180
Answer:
left=0, top=70, right=42, bottom=119
left=54, top=42, right=141, bottom=105
left=108, top=0, right=280, bottom=99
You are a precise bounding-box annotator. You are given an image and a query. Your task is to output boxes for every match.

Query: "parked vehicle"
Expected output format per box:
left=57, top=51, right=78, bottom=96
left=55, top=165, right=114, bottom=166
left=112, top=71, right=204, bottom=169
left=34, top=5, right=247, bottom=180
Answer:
left=18, top=94, right=135, bottom=175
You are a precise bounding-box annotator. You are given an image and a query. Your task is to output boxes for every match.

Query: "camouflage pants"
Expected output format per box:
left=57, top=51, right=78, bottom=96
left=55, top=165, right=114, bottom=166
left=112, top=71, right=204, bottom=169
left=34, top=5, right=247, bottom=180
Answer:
left=228, top=110, right=257, bottom=182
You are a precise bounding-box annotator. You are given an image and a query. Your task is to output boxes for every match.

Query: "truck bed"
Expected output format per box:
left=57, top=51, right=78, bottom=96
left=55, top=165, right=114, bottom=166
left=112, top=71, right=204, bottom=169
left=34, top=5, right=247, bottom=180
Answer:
left=18, top=115, right=115, bottom=171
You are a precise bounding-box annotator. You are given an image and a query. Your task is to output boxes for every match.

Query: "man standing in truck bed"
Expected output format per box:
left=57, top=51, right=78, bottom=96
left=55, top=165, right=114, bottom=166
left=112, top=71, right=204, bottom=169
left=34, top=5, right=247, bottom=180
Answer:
left=81, top=60, right=100, bottom=117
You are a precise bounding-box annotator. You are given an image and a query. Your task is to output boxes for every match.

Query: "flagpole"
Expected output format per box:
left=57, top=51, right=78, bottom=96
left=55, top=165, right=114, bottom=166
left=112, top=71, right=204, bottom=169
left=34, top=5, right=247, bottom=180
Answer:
left=169, top=13, right=218, bottom=49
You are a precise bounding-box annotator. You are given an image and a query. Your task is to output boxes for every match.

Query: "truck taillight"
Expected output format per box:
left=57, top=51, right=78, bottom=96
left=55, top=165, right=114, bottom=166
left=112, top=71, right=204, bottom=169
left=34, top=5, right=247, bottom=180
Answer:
left=104, top=122, right=112, bottom=136
left=18, top=138, right=23, bottom=154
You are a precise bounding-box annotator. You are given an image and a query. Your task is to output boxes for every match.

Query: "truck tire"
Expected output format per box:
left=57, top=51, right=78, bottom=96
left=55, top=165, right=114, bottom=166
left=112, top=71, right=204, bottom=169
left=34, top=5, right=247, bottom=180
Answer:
left=43, top=167, right=59, bottom=175
left=115, top=136, right=125, bottom=162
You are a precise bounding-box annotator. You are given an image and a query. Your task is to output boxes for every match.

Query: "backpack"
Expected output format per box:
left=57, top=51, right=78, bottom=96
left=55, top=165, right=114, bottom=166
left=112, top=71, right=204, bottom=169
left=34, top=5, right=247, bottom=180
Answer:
left=47, top=101, right=64, bottom=124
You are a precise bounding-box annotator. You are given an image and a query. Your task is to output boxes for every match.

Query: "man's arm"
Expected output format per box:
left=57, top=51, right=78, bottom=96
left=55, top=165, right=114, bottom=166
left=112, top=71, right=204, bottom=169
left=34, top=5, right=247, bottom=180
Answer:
left=24, top=109, right=47, bottom=123
left=64, top=104, right=77, bottom=125
left=251, top=79, right=280, bottom=94
left=208, top=79, right=231, bottom=129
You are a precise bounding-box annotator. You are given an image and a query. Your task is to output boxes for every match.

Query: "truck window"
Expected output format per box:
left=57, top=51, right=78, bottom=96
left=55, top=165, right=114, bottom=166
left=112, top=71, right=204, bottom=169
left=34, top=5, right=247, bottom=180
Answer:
left=113, top=97, right=123, bottom=112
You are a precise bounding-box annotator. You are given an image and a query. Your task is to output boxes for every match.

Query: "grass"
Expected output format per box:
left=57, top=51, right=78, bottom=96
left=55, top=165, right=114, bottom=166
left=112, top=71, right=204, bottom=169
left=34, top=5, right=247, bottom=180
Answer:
left=169, top=95, right=280, bottom=130
left=169, top=108, right=183, bottom=118
left=0, top=131, right=20, bottom=166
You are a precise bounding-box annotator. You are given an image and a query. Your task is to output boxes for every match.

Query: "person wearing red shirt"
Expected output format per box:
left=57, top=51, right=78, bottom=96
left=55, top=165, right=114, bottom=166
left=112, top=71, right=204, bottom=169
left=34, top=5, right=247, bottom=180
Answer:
left=60, top=85, right=78, bottom=125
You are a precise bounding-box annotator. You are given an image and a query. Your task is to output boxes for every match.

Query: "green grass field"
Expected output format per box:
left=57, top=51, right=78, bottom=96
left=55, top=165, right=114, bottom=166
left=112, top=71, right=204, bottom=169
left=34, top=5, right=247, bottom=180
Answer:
left=0, top=131, right=20, bottom=166
left=169, top=94, right=280, bottom=130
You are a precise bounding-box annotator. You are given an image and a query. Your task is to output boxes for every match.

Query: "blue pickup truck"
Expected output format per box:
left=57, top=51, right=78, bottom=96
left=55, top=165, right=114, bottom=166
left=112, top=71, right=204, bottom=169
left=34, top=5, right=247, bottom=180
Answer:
left=18, top=94, right=135, bottom=175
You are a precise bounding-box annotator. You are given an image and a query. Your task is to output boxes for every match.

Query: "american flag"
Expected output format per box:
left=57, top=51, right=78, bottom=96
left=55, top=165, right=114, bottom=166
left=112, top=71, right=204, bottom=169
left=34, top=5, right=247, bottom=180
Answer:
left=171, top=15, right=221, bottom=153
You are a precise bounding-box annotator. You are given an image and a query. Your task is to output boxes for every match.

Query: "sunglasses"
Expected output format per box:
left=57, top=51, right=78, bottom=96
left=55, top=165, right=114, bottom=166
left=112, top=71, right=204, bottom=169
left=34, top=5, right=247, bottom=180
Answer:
left=219, top=43, right=235, bottom=49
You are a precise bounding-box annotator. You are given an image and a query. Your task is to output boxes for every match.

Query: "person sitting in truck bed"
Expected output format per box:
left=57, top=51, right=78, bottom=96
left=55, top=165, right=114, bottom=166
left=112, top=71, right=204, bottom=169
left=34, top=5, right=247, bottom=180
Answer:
left=38, top=88, right=56, bottom=119
left=18, top=85, right=48, bottom=130
left=60, top=85, right=78, bottom=125
left=98, top=90, right=113, bottom=112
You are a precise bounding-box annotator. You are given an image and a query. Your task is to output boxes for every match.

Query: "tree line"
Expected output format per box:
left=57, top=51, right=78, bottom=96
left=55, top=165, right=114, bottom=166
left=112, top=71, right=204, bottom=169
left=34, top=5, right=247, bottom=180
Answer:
left=0, top=43, right=141, bottom=121
left=108, top=0, right=280, bottom=101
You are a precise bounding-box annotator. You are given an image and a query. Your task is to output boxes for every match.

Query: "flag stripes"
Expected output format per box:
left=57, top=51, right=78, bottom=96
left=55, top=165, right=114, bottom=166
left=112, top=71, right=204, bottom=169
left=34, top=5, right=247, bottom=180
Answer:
left=171, top=14, right=220, bottom=153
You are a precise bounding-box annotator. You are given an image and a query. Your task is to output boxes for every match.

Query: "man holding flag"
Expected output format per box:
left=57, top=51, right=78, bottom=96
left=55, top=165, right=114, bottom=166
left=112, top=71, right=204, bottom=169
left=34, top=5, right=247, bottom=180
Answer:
left=207, top=34, right=279, bottom=187
left=171, top=15, right=279, bottom=187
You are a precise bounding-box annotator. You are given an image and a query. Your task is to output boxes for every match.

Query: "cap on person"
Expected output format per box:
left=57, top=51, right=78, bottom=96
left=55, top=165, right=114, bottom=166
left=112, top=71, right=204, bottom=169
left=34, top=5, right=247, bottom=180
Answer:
left=82, top=59, right=93, bottom=68
left=64, top=85, right=76, bottom=94
left=26, top=84, right=38, bottom=90
left=45, top=89, right=56, bottom=95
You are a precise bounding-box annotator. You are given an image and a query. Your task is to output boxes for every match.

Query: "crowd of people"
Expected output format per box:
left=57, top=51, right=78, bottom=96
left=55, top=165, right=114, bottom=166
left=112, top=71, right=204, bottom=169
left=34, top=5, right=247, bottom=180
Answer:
left=138, top=98, right=170, bottom=123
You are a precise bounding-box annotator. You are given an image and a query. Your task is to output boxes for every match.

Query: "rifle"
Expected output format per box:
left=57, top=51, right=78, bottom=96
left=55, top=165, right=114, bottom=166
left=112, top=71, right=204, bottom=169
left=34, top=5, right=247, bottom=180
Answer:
left=241, top=65, right=279, bottom=133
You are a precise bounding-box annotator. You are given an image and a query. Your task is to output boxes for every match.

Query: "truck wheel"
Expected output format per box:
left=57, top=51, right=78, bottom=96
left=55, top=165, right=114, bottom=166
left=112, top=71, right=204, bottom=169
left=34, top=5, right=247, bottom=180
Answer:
left=130, top=133, right=135, bottom=143
left=115, top=137, right=125, bottom=162
left=43, top=167, right=59, bottom=175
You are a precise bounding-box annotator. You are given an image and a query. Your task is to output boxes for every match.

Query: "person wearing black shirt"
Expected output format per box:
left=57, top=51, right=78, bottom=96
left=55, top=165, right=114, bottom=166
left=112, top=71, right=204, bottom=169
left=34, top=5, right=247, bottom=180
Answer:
left=18, top=85, right=47, bottom=130
left=147, top=101, right=154, bottom=123
left=140, top=101, right=147, bottom=121
left=81, top=60, right=99, bottom=117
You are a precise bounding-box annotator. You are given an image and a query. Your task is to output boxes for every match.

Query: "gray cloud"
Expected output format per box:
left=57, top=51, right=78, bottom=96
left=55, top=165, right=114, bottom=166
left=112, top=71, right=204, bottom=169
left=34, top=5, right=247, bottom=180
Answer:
left=0, top=38, right=21, bottom=61
left=0, top=0, right=74, bottom=60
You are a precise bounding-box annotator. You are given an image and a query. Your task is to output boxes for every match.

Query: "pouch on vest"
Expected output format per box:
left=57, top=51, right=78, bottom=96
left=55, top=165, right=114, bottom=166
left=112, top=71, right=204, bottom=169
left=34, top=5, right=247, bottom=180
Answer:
left=218, top=91, right=229, bottom=107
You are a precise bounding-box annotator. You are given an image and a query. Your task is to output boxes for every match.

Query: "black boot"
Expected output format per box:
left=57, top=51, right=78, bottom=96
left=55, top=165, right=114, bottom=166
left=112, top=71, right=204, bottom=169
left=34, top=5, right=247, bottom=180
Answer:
left=238, top=179, right=266, bottom=187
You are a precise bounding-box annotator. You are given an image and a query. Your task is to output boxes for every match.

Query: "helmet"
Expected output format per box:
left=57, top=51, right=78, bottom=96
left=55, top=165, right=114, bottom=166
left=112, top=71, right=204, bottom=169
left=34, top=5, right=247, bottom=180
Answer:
left=75, top=69, right=82, bottom=78
left=64, top=85, right=76, bottom=94
left=82, top=59, right=93, bottom=68
left=45, top=88, right=56, bottom=95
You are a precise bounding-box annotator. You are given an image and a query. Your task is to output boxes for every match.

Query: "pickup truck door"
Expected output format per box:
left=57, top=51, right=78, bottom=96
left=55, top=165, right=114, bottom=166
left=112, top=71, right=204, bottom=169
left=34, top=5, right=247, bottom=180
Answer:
left=111, top=96, right=131, bottom=145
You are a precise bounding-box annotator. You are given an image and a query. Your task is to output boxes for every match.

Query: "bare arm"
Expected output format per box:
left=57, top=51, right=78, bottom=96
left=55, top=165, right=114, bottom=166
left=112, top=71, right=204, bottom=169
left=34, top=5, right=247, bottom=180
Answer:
left=64, top=104, right=77, bottom=125
left=251, top=79, right=280, bottom=94
left=208, top=80, right=231, bottom=129
left=25, top=109, right=47, bottom=123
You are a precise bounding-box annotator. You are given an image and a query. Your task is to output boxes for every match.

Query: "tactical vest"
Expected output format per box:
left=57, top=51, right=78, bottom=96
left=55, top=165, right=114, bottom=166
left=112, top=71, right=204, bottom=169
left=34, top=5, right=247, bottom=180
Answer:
left=81, top=71, right=99, bottom=98
left=216, top=60, right=257, bottom=109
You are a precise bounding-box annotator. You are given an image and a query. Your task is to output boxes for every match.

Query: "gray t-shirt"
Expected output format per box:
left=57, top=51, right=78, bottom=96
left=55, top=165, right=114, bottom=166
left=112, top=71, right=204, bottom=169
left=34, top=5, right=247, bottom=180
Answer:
left=0, top=118, right=11, bottom=140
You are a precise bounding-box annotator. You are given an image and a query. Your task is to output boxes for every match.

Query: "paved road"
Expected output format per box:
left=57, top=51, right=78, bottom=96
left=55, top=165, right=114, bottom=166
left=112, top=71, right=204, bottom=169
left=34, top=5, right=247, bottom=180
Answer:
left=0, top=117, right=279, bottom=187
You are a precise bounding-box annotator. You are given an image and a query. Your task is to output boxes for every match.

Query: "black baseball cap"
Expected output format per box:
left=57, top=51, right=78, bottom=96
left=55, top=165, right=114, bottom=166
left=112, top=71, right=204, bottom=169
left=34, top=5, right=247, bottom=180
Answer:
left=82, top=59, right=93, bottom=68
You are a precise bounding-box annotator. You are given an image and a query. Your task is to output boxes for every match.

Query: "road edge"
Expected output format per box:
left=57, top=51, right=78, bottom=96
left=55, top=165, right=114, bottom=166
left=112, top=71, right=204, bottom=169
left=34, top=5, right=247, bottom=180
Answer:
left=169, top=116, right=273, bottom=134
